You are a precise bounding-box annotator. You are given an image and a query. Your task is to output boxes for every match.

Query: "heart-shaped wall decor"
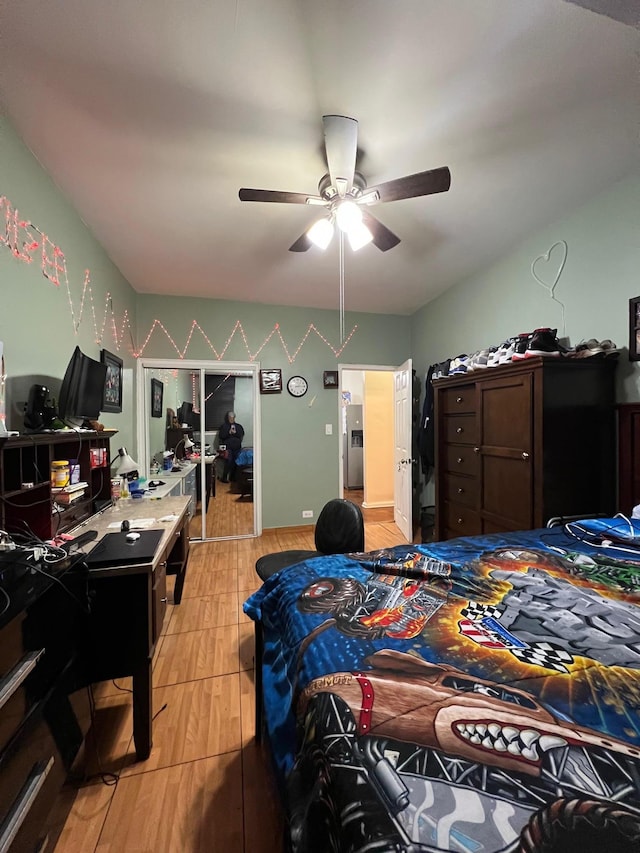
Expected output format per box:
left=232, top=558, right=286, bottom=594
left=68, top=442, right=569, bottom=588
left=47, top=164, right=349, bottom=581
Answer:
left=531, top=240, right=568, bottom=296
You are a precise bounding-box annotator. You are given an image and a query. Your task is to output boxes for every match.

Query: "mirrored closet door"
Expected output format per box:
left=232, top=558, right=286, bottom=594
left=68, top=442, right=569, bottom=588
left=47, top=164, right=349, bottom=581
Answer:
left=136, top=359, right=260, bottom=541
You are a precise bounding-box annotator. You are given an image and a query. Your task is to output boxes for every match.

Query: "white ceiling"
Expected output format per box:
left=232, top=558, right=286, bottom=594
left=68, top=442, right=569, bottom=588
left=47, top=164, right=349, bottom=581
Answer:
left=1, top=0, right=638, bottom=315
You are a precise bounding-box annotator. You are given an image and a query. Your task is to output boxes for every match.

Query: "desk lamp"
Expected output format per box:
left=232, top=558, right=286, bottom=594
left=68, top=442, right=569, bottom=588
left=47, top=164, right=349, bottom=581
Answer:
left=115, top=447, right=140, bottom=481
left=174, top=435, right=194, bottom=461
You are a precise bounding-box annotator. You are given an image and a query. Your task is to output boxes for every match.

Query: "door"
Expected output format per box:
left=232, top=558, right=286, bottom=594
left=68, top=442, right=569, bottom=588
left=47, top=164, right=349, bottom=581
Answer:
left=394, top=359, right=413, bottom=542
left=479, top=372, right=533, bottom=531
left=137, top=359, right=260, bottom=541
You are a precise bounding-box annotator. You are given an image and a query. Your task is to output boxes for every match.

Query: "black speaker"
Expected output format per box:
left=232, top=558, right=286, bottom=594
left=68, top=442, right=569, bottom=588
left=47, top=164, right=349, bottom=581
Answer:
left=24, top=384, right=57, bottom=432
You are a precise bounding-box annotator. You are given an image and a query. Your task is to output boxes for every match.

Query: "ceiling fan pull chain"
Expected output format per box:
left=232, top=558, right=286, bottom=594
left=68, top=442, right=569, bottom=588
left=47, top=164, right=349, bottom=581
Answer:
left=339, top=230, right=345, bottom=345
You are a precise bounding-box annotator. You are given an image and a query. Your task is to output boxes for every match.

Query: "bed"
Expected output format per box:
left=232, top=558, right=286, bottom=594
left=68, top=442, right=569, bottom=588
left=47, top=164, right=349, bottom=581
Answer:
left=244, top=518, right=640, bottom=853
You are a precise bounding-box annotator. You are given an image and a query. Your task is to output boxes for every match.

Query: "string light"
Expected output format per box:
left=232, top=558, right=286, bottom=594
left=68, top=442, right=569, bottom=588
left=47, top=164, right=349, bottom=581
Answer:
left=1, top=194, right=359, bottom=362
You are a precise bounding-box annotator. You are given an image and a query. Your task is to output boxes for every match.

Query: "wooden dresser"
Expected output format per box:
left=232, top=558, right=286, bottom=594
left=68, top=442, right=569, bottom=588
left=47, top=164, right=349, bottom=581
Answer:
left=434, top=357, right=617, bottom=540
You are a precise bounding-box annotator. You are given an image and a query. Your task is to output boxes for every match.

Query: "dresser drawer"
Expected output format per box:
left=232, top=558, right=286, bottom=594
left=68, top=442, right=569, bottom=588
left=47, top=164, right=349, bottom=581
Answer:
left=443, top=502, right=481, bottom=538
left=0, top=704, right=64, bottom=853
left=444, top=415, right=477, bottom=445
left=443, top=473, right=479, bottom=509
left=440, top=386, right=476, bottom=414
left=444, top=445, right=480, bottom=477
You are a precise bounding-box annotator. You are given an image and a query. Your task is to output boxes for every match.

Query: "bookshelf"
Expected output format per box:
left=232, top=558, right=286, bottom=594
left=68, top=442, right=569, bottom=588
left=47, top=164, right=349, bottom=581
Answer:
left=0, top=429, right=117, bottom=539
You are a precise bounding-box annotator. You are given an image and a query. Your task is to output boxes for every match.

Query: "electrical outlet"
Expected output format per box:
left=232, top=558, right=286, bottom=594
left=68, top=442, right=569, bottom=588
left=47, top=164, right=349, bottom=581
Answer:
left=302, top=510, right=313, bottom=519
left=325, top=423, right=333, bottom=435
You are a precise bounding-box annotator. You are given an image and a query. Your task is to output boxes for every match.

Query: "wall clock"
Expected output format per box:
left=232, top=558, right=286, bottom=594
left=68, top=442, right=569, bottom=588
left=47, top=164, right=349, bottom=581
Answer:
left=287, top=375, right=308, bottom=397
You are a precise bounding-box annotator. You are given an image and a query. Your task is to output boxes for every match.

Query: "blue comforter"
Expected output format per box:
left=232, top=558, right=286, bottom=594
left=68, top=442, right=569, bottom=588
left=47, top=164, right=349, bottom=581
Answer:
left=244, top=523, right=640, bottom=852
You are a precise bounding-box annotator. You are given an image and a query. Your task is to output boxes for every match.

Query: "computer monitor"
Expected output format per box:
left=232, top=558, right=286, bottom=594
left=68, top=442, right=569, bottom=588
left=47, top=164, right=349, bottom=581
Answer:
left=177, top=401, right=194, bottom=427
left=58, top=346, right=107, bottom=429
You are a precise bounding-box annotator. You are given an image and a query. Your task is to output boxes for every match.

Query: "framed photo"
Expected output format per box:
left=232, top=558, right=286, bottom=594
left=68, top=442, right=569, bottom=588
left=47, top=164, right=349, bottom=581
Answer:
left=630, top=296, right=640, bottom=361
left=259, top=368, right=282, bottom=394
left=100, top=349, right=123, bottom=413
left=323, top=370, right=338, bottom=389
left=151, top=378, right=163, bottom=417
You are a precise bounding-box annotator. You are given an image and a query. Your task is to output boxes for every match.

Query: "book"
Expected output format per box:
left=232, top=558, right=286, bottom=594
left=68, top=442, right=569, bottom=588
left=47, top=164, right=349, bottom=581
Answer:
left=53, top=489, right=87, bottom=505
left=52, top=481, right=88, bottom=495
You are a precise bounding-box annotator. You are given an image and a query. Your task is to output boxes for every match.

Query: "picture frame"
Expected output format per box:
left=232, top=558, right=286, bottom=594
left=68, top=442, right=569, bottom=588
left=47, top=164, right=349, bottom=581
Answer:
left=323, top=370, right=338, bottom=389
left=259, top=368, right=282, bottom=394
left=629, top=296, right=640, bottom=361
left=151, top=378, right=163, bottom=417
left=100, top=349, right=123, bottom=413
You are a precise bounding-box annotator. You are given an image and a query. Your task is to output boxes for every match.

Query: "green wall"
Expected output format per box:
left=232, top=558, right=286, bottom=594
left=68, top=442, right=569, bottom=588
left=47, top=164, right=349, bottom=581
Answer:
left=135, top=296, right=411, bottom=527
left=410, top=173, right=640, bottom=501
left=0, top=116, right=411, bottom=528
left=0, top=117, right=137, bottom=453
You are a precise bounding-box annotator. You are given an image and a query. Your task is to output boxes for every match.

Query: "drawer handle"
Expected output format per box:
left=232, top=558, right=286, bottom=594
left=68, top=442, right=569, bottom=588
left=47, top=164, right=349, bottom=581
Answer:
left=456, top=427, right=464, bottom=434
left=522, top=452, right=530, bottom=460
left=160, top=597, right=168, bottom=603
left=474, top=446, right=480, bottom=454
left=457, top=487, right=464, bottom=495
left=0, top=757, right=55, bottom=853
left=457, top=517, right=464, bottom=525
left=0, top=649, right=45, bottom=712
left=456, top=396, right=463, bottom=404
left=457, top=457, right=463, bottom=464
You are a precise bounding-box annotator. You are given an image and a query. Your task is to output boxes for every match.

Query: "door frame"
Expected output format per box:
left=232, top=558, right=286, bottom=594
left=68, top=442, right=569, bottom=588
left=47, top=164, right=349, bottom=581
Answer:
left=338, top=363, right=409, bottom=530
left=136, top=357, right=262, bottom=540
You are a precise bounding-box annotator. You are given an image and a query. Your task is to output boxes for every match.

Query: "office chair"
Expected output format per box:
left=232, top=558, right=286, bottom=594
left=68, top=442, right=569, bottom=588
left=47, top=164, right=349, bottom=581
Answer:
left=255, top=498, right=365, bottom=582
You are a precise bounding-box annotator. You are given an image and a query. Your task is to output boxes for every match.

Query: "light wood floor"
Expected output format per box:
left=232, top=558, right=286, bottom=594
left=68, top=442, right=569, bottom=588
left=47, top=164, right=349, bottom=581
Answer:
left=51, top=516, right=407, bottom=852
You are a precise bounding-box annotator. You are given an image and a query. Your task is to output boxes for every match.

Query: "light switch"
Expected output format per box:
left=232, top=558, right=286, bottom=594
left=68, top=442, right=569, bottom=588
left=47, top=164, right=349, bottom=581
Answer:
left=325, top=424, right=333, bottom=435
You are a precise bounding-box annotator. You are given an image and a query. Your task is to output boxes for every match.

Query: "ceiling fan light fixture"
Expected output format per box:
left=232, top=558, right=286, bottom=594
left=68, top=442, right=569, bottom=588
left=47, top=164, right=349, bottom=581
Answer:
left=347, top=221, right=373, bottom=251
left=335, top=200, right=362, bottom=232
left=307, top=217, right=334, bottom=250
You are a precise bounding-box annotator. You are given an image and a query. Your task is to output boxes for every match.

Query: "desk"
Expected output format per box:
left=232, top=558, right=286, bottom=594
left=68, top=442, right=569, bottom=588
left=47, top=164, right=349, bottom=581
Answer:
left=70, top=496, right=190, bottom=761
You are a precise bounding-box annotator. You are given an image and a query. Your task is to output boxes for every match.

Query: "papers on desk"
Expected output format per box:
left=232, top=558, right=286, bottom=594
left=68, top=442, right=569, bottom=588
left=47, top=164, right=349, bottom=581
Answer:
left=107, top=518, right=157, bottom=529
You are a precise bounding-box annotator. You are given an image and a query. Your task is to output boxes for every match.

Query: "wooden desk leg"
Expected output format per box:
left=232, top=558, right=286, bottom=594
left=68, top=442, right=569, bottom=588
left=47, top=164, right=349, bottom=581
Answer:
left=132, top=659, right=153, bottom=760
left=173, top=561, right=188, bottom=605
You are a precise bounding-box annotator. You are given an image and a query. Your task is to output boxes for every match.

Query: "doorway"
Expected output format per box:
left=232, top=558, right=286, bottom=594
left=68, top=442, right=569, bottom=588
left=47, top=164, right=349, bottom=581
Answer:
left=136, top=358, right=261, bottom=541
left=339, top=362, right=412, bottom=540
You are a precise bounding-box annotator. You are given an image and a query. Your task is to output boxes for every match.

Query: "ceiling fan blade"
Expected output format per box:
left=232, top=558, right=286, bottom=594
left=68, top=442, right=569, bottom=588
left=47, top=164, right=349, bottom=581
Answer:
left=367, top=166, right=451, bottom=203
left=360, top=210, right=401, bottom=252
left=323, top=115, right=358, bottom=195
left=289, top=231, right=313, bottom=252
left=239, top=188, right=325, bottom=204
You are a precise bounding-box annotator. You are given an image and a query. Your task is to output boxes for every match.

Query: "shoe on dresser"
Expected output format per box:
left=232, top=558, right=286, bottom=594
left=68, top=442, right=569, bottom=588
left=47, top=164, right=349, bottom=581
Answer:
left=511, top=333, right=532, bottom=361
left=523, top=328, right=564, bottom=358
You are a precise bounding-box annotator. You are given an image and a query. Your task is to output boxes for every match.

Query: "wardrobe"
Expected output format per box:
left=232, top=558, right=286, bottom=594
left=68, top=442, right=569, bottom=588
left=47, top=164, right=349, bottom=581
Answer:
left=433, top=357, right=617, bottom=541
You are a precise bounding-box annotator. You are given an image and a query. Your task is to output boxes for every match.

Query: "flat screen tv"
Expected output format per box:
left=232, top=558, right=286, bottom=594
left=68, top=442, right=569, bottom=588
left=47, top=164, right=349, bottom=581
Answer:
left=58, top=346, right=107, bottom=428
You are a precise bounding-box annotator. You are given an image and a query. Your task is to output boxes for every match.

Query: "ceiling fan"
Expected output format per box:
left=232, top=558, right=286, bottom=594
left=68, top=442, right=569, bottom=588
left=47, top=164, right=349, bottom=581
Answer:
left=238, top=115, right=451, bottom=253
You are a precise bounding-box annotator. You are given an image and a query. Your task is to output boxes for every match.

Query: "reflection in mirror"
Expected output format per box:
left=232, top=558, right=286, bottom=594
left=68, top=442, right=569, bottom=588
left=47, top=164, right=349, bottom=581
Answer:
left=200, top=370, right=254, bottom=539
left=142, top=364, right=256, bottom=541
left=145, top=367, right=205, bottom=540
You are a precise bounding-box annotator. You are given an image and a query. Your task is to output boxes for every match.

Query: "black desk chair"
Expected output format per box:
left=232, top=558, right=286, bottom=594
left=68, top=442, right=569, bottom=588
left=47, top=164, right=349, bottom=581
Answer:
left=255, top=498, right=364, bottom=581
left=253, top=498, right=364, bottom=741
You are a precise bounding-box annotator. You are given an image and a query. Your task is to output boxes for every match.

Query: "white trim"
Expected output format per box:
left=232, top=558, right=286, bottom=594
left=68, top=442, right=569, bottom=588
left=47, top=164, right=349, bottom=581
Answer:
left=136, top=357, right=261, bottom=540
left=362, top=501, right=394, bottom=509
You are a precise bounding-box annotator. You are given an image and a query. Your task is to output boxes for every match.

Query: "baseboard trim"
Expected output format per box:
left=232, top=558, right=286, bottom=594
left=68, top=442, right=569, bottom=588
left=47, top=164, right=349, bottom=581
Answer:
left=362, top=501, right=394, bottom=509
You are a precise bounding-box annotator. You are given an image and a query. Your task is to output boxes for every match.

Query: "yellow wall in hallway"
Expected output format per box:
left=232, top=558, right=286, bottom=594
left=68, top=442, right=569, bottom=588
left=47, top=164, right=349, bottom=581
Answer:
left=363, top=371, right=394, bottom=506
